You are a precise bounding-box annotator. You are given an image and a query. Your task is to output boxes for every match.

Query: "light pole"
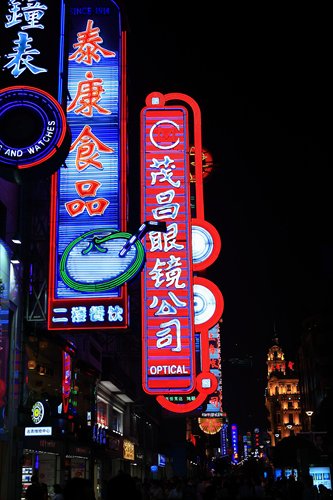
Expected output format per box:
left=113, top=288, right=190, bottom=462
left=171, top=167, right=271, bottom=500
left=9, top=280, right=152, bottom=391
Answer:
left=305, top=410, right=313, bottom=432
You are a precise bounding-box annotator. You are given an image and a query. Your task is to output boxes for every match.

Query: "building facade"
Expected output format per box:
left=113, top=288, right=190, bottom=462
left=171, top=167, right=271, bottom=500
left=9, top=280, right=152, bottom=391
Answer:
left=265, top=337, right=302, bottom=447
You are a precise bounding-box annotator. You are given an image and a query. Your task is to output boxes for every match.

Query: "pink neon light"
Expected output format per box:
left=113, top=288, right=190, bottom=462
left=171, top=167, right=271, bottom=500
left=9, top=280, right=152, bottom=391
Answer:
left=62, top=351, right=71, bottom=414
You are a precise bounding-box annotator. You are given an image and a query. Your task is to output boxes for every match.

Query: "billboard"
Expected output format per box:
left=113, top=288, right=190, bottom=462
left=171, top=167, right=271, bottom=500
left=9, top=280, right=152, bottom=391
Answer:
left=48, top=0, right=129, bottom=330
left=309, top=466, right=332, bottom=490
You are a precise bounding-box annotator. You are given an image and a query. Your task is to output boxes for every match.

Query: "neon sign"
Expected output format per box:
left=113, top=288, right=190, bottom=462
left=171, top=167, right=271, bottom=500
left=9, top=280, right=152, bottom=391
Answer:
left=31, top=401, right=45, bottom=425
left=198, top=417, right=223, bottom=435
left=3, top=0, right=48, bottom=78
left=0, top=0, right=70, bottom=182
left=0, top=86, right=71, bottom=181
left=140, top=93, right=224, bottom=414
left=1, top=0, right=66, bottom=99
left=62, top=351, right=72, bottom=414
left=141, top=95, right=196, bottom=394
left=48, top=1, right=128, bottom=330
left=231, top=424, right=239, bottom=463
left=59, top=228, right=145, bottom=292
left=200, top=323, right=223, bottom=418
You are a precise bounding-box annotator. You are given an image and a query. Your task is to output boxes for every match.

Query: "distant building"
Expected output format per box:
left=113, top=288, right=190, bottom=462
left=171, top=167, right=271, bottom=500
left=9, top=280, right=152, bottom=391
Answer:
left=265, top=337, right=302, bottom=447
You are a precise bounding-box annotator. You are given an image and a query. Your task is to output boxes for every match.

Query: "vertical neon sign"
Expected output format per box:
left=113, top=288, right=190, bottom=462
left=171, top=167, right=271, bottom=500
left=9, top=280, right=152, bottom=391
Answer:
left=200, top=323, right=223, bottom=417
left=139, top=93, right=224, bottom=414
left=62, top=351, right=71, bottom=414
left=231, top=424, right=239, bottom=463
left=141, top=93, right=196, bottom=394
left=48, top=1, right=128, bottom=330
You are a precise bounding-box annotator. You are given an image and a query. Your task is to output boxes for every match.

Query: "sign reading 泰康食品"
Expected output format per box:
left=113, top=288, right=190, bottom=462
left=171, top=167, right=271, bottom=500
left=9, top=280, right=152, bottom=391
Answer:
left=48, top=0, right=129, bottom=330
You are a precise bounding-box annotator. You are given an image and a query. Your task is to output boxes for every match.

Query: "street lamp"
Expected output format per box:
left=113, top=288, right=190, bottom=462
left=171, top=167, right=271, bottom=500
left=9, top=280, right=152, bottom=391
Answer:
left=305, top=410, right=313, bottom=432
left=286, top=423, right=293, bottom=436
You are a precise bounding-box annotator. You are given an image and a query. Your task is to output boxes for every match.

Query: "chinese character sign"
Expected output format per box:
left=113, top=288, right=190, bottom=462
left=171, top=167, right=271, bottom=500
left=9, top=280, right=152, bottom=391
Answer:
left=1, top=0, right=66, bottom=99
left=200, top=323, right=223, bottom=417
left=231, top=424, right=239, bottom=463
left=141, top=103, right=196, bottom=394
left=48, top=1, right=128, bottom=330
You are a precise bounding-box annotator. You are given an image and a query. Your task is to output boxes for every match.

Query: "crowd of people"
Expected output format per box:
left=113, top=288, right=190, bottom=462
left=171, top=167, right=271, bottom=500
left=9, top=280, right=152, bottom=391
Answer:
left=25, top=470, right=333, bottom=500
left=135, top=473, right=332, bottom=500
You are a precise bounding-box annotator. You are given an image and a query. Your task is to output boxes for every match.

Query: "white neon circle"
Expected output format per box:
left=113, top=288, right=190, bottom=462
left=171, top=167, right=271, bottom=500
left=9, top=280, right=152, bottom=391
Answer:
left=193, top=284, right=216, bottom=325
left=149, top=120, right=180, bottom=149
left=192, top=225, right=214, bottom=265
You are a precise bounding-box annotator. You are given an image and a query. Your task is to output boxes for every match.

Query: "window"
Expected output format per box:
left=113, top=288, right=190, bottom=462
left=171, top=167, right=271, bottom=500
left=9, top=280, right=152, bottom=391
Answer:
left=110, top=408, right=122, bottom=434
left=97, top=401, right=108, bottom=427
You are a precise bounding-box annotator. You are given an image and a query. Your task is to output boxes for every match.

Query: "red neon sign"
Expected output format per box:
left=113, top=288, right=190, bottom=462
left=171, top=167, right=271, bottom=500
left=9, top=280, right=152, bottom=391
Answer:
left=141, top=95, right=196, bottom=394
left=147, top=92, right=224, bottom=414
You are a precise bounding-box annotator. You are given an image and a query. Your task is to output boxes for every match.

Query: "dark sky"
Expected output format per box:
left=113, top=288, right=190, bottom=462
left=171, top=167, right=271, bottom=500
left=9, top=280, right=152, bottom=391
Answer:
left=124, top=3, right=332, bottom=430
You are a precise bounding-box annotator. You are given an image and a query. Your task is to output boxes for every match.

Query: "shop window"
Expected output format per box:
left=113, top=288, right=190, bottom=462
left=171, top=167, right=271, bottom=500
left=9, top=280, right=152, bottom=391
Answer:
left=97, top=401, right=108, bottom=427
left=110, top=408, right=122, bottom=434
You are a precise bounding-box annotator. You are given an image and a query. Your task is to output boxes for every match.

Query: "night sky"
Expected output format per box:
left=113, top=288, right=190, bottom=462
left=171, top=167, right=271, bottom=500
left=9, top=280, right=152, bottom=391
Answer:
left=124, top=3, right=332, bottom=430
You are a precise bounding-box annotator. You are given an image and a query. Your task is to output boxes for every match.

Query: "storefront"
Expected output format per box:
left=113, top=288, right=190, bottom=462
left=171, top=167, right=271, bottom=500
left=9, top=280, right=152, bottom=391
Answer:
left=65, top=443, right=91, bottom=481
left=21, top=438, right=64, bottom=499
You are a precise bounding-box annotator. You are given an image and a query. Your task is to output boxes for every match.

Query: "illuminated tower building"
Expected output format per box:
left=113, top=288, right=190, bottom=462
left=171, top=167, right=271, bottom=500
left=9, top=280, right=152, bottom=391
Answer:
left=265, top=337, right=302, bottom=447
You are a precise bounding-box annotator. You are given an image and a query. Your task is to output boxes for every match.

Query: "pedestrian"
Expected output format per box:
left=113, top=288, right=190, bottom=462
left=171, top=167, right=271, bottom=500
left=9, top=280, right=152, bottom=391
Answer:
left=167, top=478, right=183, bottom=499
left=301, top=474, right=319, bottom=500
left=106, top=470, right=142, bottom=500
left=63, top=477, right=96, bottom=500
left=52, top=484, right=64, bottom=500
left=41, top=481, right=49, bottom=500
left=25, top=474, right=45, bottom=500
